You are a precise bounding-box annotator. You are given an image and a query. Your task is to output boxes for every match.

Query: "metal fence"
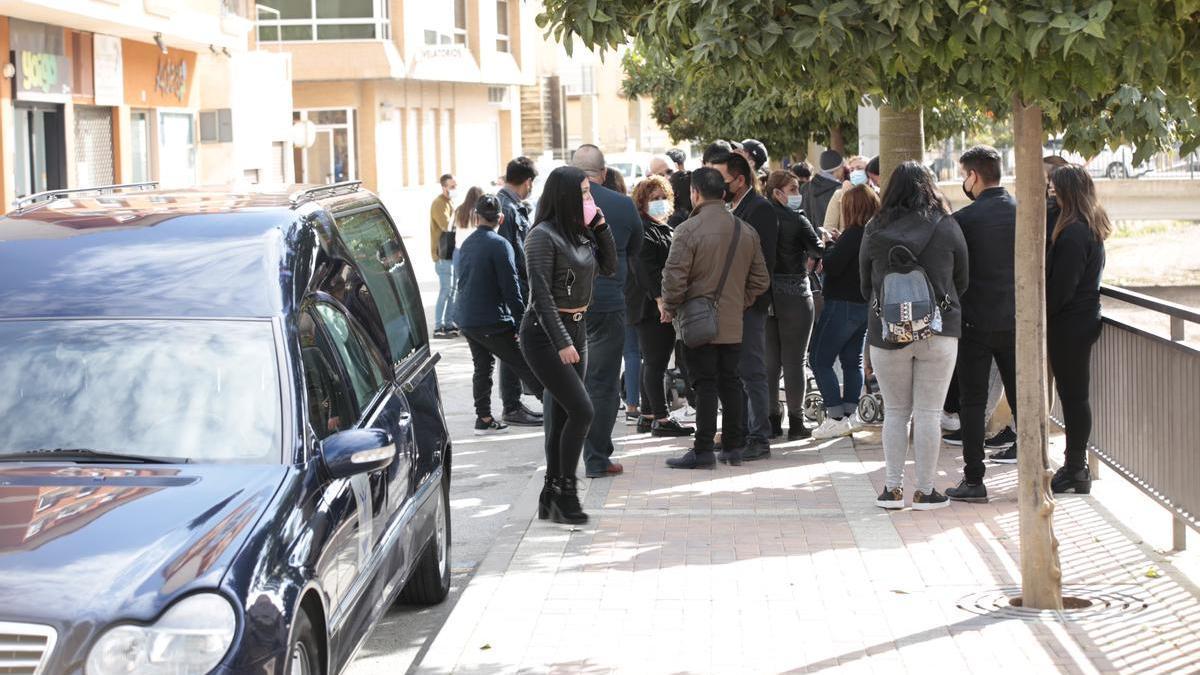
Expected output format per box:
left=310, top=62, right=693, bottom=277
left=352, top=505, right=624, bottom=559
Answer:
left=1055, top=285, right=1200, bottom=550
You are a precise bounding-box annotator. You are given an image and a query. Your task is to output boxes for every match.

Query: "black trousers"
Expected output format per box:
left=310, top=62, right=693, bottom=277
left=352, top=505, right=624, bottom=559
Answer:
left=519, top=313, right=592, bottom=479
left=1048, top=316, right=1101, bottom=470
left=462, top=325, right=543, bottom=419
left=637, top=320, right=676, bottom=419
left=957, top=326, right=1018, bottom=482
left=685, top=342, right=745, bottom=453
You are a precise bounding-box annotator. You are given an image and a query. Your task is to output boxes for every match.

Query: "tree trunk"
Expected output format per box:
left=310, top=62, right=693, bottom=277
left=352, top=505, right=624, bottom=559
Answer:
left=829, top=125, right=846, bottom=154
left=1012, top=96, right=1063, bottom=610
left=878, top=106, right=924, bottom=192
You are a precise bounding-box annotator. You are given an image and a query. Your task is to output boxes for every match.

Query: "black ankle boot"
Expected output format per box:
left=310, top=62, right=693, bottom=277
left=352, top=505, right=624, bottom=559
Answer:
left=549, top=476, right=588, bottom=525
left=1051, top=466, right=1092, bottom=494
left=538, top=475, right=554, bottom=520
left=769, top=414, right=783, bottom=439
left=787, top=417, right=811, bottom=440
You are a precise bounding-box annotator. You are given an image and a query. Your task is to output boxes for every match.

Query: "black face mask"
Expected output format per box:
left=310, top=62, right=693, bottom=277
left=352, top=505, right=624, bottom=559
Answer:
left=724, top=181, right=737, bottom=203
left=961, top=174, right=977, bottom=202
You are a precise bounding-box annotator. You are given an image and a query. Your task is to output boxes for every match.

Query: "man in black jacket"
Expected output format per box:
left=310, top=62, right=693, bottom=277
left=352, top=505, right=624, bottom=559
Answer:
left=711, top=152, right=778, bottom=461
left=495, top=157, right=543, bottom=427
left=802, top=149, right=844, bottom=230
left=455, top=195, right=544, bottom=435
left=945, top=145, right=1020, bottom=505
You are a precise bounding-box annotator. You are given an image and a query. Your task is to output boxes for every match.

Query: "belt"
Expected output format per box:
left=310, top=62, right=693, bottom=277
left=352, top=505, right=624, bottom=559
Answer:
left=559, top=310, right=586, bottom=322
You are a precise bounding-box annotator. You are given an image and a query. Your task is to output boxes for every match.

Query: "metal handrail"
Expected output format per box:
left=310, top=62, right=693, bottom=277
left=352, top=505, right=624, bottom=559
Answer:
left=289, top=181, right=363, bottom=206
left=1100, top=284, right=1200, bottom=325
left=11, top=182, right=159, bottom=212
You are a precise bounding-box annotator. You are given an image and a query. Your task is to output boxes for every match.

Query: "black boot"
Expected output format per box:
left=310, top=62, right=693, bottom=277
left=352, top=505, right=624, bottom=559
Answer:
left=1051, top=466, right=1092, bottom=494
left=548, top=476, right=588, bottom=525
left=769, top=414, right=783, bottom=439
left=787, top=417, right=811, bottom=440
left=537, top=475, right=554, bottom=520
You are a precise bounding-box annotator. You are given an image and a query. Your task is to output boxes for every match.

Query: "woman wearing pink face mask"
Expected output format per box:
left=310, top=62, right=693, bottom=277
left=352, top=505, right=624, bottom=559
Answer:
left=520, top=166, right=617, bottom=525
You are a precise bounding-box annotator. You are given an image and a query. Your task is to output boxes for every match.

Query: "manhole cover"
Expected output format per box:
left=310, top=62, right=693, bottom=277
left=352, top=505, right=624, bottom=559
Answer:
left=955, top=585, right=1149, bottom=622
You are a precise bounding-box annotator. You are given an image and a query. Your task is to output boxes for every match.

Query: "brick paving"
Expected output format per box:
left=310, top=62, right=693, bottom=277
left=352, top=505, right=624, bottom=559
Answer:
left=418, top=422, right=1200, bottom=674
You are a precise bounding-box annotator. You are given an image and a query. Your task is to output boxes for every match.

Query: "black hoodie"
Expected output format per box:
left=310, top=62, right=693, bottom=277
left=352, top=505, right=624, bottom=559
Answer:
left=802, top=174, right=842, bottom=230
left=859, top=210, right=970, bottom=350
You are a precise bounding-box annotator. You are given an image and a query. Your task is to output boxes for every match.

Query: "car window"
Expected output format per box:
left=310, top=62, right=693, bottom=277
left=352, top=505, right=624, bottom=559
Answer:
left=299, top=311, right=356, bottom=440
left=0, top=319, right=281, bottom=462
left=313, top=303, right=388, bottom=414
left=334, top=207, right=429, bottom=366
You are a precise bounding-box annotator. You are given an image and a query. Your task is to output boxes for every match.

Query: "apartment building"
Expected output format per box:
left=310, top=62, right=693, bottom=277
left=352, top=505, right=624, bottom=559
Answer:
left=258, top=0, right=536, bottom=197
left=0, top=0, right=295, bottom=209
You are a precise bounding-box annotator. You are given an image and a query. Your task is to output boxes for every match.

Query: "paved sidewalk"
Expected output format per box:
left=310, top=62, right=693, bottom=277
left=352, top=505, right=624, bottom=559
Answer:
left=417, top=422, right=1200, bottom=674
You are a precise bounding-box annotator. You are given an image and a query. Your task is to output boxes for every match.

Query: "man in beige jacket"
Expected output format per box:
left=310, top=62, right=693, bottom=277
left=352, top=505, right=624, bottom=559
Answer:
left=660, top=167, right=770, bottom=469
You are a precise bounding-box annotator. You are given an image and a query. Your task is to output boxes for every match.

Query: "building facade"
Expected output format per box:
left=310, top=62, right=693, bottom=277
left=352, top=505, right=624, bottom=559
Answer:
left=259, top=0, right=536, bottom=199
left=0, top=0, right=294, bottom=210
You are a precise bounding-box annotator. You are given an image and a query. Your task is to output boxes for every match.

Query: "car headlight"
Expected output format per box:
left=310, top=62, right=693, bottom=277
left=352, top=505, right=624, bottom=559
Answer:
left=86, top=593, right=237, bottom=675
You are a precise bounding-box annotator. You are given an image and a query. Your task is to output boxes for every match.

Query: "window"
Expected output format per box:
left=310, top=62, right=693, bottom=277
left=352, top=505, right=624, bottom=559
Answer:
left=334, top=208, right=429, bottom=366
left=294, top=108, right=356, bottom=184
left=496, top=0, right=510, bottom=52
left=257, top=0, right=389, bottom=42
left=313, top=303, right=388, bottom=411
left=299, top=311, right=355, bottom=439
left=425, top=1, right=464, bottom=45
left=158, top=111, right=196, bottom=187
left=199, top=109, right=233, bottom=144
left=130, top=110, right=151, bottom=184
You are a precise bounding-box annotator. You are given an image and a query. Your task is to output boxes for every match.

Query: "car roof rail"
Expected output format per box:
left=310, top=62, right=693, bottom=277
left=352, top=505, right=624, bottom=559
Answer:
left=10, top=182, right=159, bottom=212
left=289, top=181, right=363, bottom=206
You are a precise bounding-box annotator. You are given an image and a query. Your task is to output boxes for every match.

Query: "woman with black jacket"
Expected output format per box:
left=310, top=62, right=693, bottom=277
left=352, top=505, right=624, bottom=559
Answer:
left=1046, top=166, right=1110, bottom=495
left=628, top=176, right=695, bottom=437
left=520, top=166, right=617, bottom=524
left=762, top=171, right=825, bottom=439
left=860, top=162, right=969, bottom=511
left=810, top=185, right=877, bottom=441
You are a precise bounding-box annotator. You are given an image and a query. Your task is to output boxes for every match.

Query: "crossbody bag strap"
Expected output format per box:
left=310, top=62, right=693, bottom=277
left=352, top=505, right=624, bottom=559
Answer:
left=712, top=213, right=743, bottom=305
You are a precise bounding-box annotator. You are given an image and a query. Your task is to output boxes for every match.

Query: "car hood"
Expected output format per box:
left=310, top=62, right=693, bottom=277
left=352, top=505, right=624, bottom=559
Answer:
left=0, top=462, right=286, bottom=624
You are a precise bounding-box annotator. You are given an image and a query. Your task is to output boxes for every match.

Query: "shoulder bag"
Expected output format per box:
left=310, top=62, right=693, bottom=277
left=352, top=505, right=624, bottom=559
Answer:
left=674, top=214, right=742, bottom=348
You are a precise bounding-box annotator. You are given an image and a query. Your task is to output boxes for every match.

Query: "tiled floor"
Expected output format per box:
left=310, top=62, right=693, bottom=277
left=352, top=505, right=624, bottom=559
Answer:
left=418, top=424, right=1200, bottom=674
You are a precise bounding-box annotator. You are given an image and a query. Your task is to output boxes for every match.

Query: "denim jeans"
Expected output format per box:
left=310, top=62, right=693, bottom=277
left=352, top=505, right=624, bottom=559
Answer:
left=809, top=299, right=868, bottom=418
left=623, top=324, right=641, bottom=408
left=434, top=258, right=455, bottom=329
left=738, top=307, right=771, bottom=445
left=583, top=310, right=626, bottom=474
left=871, top=336, right=959, bottom=493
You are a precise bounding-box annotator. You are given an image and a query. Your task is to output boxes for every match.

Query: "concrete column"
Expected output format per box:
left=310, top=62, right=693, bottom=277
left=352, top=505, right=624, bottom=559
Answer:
left=857, top=104, right=880, bottom=158
left=579, top=93, right=598, bottom=145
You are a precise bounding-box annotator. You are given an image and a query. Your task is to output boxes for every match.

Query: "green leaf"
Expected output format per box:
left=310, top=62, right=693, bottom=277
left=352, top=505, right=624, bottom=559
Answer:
left=947, top=0, right=961, bottom=13
left=1082, top=20, right=1105, bottom=39
left=1019, top=9, right=1049, bottom=23
left=990, top=5, right=1010, bottom=30
left=1026, top=26, right=1049, bottom=56
left=763, top=21, right=783, bottom=35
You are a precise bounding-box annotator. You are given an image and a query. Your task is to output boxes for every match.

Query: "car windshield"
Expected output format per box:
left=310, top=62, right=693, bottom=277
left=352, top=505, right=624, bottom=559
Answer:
left=0, top=319, right=282, bottom=463
left=610, top=162, right=634, bottom=177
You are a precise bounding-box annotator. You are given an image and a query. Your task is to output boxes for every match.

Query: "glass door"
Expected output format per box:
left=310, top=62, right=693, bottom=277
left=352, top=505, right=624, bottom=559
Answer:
left=158, top=112, right=196, bottom=187
left=13, top=103, right=67, bottom=198
left=130, top=110, right=151, bottom=184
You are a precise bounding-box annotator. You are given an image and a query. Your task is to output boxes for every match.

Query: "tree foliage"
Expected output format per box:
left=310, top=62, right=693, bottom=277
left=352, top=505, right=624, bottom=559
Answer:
left=537, top=0, right=1200, bottom=161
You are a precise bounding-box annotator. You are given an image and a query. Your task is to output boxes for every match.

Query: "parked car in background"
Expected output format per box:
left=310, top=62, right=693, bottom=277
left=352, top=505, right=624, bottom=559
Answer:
left=0, top=182, right=451, bottom=675
left=606, top=152, right=652, bottom=190
left=1045, top=138, right=1153, bottom=179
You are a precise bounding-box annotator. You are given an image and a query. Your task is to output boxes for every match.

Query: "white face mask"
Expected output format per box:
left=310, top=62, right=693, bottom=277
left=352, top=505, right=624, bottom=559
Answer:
left=447, top=189, right=459, bottom=202
left=647, top=199, right=672, bottom=219
left=786, top=194, right=803, bottom=211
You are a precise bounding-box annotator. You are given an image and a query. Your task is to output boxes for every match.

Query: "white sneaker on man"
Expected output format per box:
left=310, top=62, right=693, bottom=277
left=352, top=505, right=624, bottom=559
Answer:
left=812, top=417, right=852, bottom=440
left=941, top=412, right=961, bottom=432
left=846, top=413, right=866, bottom=433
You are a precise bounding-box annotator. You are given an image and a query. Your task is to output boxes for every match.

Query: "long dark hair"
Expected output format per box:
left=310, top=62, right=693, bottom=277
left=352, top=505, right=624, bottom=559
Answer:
left=533, top=165, right=588, bottom=239
left=453, top=186, right=484, bottom=229
left=878, top=161, right=948, bottom=223
left=1051, top=165, right=1112, bottom=243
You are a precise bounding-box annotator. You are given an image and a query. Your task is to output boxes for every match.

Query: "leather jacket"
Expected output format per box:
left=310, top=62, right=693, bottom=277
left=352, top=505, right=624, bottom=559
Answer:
left=771, top=201, right=824, bottom=277
left=524, top=220, right=617, bottom=349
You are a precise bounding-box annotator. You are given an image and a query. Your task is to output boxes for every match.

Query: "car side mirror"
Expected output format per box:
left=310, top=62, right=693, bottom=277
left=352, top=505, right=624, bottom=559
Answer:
left=319, top=429, right=394, bottom=479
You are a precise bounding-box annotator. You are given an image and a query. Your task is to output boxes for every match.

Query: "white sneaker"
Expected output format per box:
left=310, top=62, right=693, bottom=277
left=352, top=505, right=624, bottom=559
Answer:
left=812, top=417, right=852, bottom=440
left=674, top=405, right=697, bottom=422
left=941, top=412, right=961, bottom=432
left=846, top=414, right=865, bottom=433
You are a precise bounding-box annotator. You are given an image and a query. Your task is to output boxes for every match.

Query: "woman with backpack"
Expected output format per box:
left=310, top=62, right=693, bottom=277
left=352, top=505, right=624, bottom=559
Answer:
left=859, top=162, right=969, bottom=511
left=1044, top=165, right=1110, bottom=495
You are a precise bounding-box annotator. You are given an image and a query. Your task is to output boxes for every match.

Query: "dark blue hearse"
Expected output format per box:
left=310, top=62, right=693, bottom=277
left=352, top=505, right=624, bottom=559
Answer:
left=0, top=182, right=450, bottom=675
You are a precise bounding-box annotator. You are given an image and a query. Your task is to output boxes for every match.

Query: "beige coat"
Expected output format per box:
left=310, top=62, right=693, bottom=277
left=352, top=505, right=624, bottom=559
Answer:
left=661, top=200, right=770, bottom=344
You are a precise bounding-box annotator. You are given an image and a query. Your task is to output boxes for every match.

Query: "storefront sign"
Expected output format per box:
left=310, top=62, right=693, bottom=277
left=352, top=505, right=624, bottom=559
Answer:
left=93, top=34, right=124, bottom=106
left=155, top=55, right=188, bottom=102
left=10, top=19, right=71, bottom=102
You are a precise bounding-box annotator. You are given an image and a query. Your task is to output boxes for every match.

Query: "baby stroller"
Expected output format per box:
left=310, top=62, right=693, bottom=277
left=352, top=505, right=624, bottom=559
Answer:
left=799, top=368, right=884, bottom=425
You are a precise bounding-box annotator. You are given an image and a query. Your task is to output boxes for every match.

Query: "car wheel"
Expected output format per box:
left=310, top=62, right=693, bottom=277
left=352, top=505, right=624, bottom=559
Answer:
left=288, top=611, right=324, bottom=675
left=398, top=471, right=451, bottom=605
left=1106, top=162, right=1128, bottom=179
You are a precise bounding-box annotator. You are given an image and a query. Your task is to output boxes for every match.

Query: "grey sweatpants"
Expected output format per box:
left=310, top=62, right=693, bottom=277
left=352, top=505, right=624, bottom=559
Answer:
left=871, top=336, right=959, bottom=493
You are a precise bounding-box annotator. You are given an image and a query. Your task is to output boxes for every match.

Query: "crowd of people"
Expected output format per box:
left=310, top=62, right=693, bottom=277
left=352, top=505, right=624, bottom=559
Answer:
left=429, top=138, right=1109, bottom=523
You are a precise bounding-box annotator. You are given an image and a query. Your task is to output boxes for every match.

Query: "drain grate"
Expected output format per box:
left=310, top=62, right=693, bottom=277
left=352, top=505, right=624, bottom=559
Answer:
left=955, top=585, right=1149, bottom=622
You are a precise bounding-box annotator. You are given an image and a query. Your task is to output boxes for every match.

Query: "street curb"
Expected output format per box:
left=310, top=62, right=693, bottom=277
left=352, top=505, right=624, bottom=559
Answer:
left=413, top=461, right=547, bottom=673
